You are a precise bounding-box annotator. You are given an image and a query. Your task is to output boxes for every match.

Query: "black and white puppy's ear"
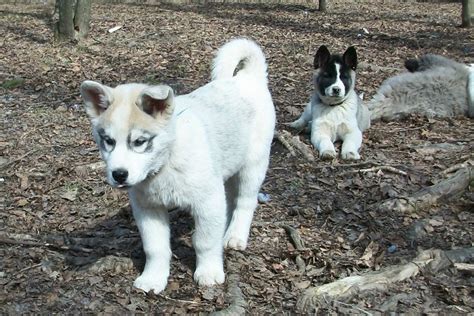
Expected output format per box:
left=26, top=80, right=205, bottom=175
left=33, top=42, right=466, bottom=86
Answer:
left=138, top=85, right=175, bottom=119
left=80, top=81, right=114, bottom=119
left=343, top=46, right=357, bottom=71
left=314, top=45, right=331, bottom=69
left=404, top=58, right=420, bottom=73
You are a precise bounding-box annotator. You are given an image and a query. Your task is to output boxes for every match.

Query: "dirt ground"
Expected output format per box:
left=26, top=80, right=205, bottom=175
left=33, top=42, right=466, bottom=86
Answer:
left=1, top=1, right=473, bottom=314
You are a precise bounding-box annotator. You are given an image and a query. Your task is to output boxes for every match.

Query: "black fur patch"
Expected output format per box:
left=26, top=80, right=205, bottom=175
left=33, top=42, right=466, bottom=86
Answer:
left=98, top=128, right=116, bottom=152
left=317, top=55, right=353, bottom=98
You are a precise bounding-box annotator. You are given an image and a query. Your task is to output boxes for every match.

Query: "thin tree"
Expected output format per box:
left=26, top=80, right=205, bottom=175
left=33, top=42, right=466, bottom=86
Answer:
left=319, top=0, right=327, bottom=12
left=54, top=0, right=92, bottom=41
left=462, top=0, right=473, bottom=27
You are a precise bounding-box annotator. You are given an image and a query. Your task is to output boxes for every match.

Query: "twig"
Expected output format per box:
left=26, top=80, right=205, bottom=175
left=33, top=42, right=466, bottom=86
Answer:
left=17, top=263, right=43, bottom=274
left=0, top=149, right=39, bottom=170
left=158, top=294, right=199, bottom=305
left=280, top=75, right=299, bottom=83
left=0, top=235, right=93, bottom=253
left=312, top=160, right=378, bottom=170
left=334, top=300, right=373, bottom=316
left=290, top=135, right=315, bottom=161
left=283, top=225, right=305, bottom=250
left=274, top=130, right=296, bottom=156
left=274, top=130, right=314, bottom=161
left=19, top=123, right=55, bottom=140
left=352, top=165, right=407, bottom=176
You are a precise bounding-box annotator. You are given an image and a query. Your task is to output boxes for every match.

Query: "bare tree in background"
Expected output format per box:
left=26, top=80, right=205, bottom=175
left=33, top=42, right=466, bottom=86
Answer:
left=462, top=0, right=473, bottom=27
left=319, top=0, right=327, bottom=12
left=54, top=0, right=92, bottom=41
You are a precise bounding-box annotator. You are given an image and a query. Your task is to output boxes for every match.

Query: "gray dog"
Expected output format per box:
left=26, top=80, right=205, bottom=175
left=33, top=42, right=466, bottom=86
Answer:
left=368, top=54, right=474, bottom=121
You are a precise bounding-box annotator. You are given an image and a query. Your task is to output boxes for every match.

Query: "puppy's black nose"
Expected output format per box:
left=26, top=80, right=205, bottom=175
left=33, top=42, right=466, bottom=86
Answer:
left=332, top=87, right=341, bottom=94
left=112, top=169, right=128, bottom=184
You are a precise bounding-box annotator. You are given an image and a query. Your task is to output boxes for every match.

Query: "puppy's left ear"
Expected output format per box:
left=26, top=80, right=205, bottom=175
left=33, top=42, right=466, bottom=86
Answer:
left=138, top=85, right=175, bottom=120
left=343, top=46, right=357, bottom=71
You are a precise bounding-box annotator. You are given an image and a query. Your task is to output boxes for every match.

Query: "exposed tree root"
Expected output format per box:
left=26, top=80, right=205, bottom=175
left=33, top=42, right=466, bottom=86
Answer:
left=378, top=167, right=473, bottom=213
left=212, top=252, right=247, bottom=315
left=440, top=159, right=473, bottom=176
left=297, top=247, right=474, bottom=313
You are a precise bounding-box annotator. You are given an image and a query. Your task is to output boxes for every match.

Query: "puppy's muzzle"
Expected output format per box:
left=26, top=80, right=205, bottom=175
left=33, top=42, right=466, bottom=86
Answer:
left=332, top=86, right=341, bottom=95
left=112, top=169, right=129, bottom=185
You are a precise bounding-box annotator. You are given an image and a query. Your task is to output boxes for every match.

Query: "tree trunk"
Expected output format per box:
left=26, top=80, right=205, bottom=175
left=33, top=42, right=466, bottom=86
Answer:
left=319, top=0, right=327, bottom=12
left=74, top=0, right=92, bottom=39
left=55, top=0, right=91, bottom=41
left=462, top=0, right=474, bottom=27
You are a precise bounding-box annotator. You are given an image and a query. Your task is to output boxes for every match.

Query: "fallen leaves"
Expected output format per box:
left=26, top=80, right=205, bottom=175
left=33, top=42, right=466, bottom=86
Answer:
left=1, top=1, right=473, bottom=314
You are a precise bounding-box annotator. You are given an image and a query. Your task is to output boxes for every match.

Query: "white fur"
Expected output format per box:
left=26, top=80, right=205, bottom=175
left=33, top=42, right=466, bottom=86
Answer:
left=291, top=88, right=370, bottom=160
left=82, top=38, right=275, bottom=293
left=468, top=65, right=474, bottom=118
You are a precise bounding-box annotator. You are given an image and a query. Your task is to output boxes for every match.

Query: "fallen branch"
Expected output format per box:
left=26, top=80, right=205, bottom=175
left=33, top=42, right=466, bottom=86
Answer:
left=454, top=263, right=474, bottom=273
left=274, top=130, right=314, bottom=161
left=378, top=167, right=473, bottom=213
left=275, top=130, right=296, bottom=157
left=297, top=247, right=474, bottom=313
left=346, top=165, right=407, bottom=176
left=0, top=233, right=93, bottom=253
left=440, top=159, right=473, bottom=176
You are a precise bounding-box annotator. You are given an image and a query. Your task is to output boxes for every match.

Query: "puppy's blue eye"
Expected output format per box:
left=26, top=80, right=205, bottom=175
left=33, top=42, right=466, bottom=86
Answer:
left=133, top=138, right=147, bottom=147
left=103, top=137, right=115, bottom=146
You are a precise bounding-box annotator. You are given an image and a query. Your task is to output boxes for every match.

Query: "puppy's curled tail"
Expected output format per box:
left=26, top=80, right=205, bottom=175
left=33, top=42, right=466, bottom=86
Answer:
left=212, top=38, right=267, bottom=81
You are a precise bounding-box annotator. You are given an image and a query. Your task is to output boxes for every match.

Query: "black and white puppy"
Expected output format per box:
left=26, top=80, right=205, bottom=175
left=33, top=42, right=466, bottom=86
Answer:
left=290, top=45, right=370, bottom=160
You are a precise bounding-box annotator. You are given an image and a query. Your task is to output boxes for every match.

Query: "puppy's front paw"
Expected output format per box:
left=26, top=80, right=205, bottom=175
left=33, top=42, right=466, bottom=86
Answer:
left=133, top=273, right=168, bottom=294
left=341, top=151, right=360, bottom=160
left=289, top=119, right=305, bottom=130
left=224, top=234, right=247, bottom=250
left=194, top=263, right=225, bottom=286
left=320, top=150, right=336, bottom=160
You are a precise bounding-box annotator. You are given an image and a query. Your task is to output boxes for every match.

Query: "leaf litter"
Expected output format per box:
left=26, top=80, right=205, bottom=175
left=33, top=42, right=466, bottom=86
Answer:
left=0, top=1, right=473, bottom=314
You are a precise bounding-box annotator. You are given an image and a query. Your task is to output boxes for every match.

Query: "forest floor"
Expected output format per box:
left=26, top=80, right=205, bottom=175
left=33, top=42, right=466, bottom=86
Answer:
left=1, top=1, right=473, bottom=314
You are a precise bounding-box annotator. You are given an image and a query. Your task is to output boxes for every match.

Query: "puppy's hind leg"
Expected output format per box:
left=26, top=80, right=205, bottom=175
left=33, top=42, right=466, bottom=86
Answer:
left=289, top=102, right=311, bottom=130
left=224, top=160, right=267, bottom=251
left=192, top=184, right=226, bottom=287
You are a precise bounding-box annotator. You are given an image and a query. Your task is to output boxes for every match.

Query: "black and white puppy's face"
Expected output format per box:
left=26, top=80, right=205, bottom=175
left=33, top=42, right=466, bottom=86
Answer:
left=313, top=45, right=357, bottom=106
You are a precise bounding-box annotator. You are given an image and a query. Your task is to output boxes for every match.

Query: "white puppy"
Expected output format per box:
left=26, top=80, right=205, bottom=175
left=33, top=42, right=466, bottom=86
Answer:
left=80, top=38, right=275, bottom=293
left=291, top=45, right=370, bottom=160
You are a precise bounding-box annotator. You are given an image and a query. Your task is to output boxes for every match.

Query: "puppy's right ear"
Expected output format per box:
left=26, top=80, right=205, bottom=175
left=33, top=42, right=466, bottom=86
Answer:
left=314, top=45, right=330, bottom=69
left=80, top=81, right=114, bottom=119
